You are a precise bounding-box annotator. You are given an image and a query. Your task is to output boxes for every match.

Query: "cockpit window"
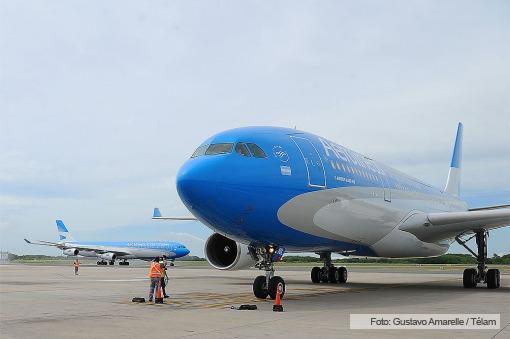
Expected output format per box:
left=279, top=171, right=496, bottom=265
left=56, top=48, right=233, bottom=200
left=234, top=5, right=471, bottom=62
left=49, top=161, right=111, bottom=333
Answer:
left=205, top=143, right=233, bottom=155
left=191, top=144, right=208, bottom=158
left=235, top=143, right=251, bottom=157
left=246, top=143, right=267, bottom=158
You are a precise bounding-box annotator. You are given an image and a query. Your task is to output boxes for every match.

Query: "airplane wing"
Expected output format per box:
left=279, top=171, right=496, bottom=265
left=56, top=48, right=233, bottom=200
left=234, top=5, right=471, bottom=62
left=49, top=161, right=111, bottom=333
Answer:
left=428, top=205, right=510, bottom=231
left=24, top=239, right=61, bottom=247
left=60, top=243, right=131, bottom=256
left=25, top=238, right=131, bottom=256
left=400, top=205, right=510, bottom=242
left=152, top=207, right=197, bottom=221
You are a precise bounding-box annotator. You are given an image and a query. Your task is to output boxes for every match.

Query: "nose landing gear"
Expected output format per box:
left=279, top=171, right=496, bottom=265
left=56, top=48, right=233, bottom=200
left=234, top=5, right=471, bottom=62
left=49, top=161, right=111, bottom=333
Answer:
left=252, top=246, right=286, bottom=300
left=456, top=230, right=500, bottom=289
left=311, top=252, right=347, bottom=284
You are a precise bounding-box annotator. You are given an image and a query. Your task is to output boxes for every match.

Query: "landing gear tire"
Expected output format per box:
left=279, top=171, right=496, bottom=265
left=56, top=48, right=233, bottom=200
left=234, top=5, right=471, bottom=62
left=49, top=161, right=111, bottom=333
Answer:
left=268, top=276, right=285, bottom=300
left=329, top=267, right=338, bottom=283
left=463, top=268, right=477, bottom=288
left=487, top=269, right=500, bottom=289
left=311, top=267, right=321, bottom=283
left=457, top=230, right=500, bottom=289
left=253, top=275, right=269, bottom=299
left=109, top=260, right=115, bottom=265
left=337, top=266, right=348, bottom=283
left=320, top=270, right=329, bottom=283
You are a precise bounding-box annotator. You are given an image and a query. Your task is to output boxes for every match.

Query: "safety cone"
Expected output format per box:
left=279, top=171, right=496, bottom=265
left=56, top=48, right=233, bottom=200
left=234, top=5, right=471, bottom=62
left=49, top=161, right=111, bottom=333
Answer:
left=272, top=283, right=284, bottom=312
left=155, top=280, right=164, bottom=304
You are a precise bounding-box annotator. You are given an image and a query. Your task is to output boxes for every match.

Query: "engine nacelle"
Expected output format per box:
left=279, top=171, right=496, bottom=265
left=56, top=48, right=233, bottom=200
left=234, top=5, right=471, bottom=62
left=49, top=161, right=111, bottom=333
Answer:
left=205, top=233, right=256, bottom=270
left=63, top=248, right=79, bottom=256
left=97, top=253, right=116, bottom=260
left=78, top=250, right=97, bottom=258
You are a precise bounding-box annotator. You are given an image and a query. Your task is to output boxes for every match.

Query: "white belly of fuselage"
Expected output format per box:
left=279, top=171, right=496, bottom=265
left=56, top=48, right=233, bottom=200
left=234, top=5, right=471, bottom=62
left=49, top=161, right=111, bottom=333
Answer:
left=277, top=186, right=467, bottom=257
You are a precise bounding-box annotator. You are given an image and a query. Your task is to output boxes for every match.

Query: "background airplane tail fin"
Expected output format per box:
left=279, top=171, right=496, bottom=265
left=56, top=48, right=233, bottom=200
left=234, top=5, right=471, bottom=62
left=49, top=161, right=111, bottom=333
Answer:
left=56, top=220, right=76, bottom=242
left=153, top=208, right=162, bottom=218
left=444, top=122, right=463, bottom=196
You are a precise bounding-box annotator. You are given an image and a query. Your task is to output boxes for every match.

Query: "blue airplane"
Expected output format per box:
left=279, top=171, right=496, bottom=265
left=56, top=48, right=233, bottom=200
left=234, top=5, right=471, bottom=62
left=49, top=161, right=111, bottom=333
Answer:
left=154, top=123, right=509, bottom=299
left=25, top=220, right=190, bottom=265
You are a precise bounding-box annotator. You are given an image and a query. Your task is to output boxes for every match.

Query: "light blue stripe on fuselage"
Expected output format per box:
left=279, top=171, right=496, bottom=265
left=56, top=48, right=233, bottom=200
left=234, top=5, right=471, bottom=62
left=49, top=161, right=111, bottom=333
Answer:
left=65, top=241, right=183, bottom=251
left=313, top=135, right=442, bottom=195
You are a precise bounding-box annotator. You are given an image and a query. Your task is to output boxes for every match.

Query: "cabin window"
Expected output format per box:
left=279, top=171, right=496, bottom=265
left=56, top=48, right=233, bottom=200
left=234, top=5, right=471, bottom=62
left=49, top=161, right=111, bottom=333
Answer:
left=235, top=143, right=251, bottom=157
left=191, top=144, right=208, bottom=158
left=246, top=143, right=266, bottom=158
left=205, top=143, right=234, bottom=155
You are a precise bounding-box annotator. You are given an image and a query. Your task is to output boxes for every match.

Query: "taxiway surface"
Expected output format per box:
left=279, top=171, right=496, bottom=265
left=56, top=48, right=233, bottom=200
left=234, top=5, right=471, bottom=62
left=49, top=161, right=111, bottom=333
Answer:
left=0, top=264, right=508, bottom=338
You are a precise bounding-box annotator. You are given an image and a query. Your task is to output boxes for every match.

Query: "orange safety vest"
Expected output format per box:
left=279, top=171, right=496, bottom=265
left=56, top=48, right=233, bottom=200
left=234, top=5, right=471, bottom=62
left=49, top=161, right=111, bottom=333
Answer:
left=148, top=262, right=163, bottom=278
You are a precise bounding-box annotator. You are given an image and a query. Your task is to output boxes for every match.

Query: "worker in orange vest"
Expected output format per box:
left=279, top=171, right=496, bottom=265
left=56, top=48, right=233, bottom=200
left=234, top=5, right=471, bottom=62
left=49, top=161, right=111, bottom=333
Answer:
left=73, top=259, right=80, bottom=275
left=148, top=257, right=164, bottom=302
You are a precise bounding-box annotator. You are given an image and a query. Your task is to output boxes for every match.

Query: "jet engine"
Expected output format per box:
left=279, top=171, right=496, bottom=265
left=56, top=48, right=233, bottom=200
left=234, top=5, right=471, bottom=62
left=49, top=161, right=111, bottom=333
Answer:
left=204, top=233, right=256, bottom=270
left=77, top=250, right=97, bottom=258
left=97, top=253, right=116, bottom=260
left=63, top=248, right=79, bottom=256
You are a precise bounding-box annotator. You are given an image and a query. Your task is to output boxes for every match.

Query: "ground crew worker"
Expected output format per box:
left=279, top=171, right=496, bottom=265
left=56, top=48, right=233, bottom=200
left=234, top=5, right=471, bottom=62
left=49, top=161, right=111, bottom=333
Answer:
left=148, top=257, right=164, bottom=302
left=73, top=259, right=80, bottom=275
left=159, top=256, right=169, bottom=298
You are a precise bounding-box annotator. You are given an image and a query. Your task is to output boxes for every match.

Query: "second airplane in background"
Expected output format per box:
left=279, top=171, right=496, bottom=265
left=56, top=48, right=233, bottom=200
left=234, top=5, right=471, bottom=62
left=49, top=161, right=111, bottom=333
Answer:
left=25, top=220, right=190, bottom=265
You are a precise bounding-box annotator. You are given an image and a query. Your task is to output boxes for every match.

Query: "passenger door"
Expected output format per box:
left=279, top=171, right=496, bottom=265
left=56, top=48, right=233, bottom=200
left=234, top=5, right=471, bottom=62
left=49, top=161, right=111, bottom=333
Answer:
left=290, top=136, right=326, bottom=188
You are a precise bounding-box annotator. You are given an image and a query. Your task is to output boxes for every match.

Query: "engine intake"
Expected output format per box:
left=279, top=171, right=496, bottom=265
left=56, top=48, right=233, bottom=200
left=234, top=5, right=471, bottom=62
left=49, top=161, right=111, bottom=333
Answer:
left=204, top=233, right=255, bottom=270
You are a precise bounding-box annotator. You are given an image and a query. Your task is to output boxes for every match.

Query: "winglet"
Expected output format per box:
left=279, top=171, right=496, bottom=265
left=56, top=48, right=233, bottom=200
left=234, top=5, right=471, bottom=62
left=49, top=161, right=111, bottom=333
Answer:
left=24, top=238, right=32, bottom=244
left=153, top=208, right=162, bottom=218
left=444, top=122, right=463, bottom=196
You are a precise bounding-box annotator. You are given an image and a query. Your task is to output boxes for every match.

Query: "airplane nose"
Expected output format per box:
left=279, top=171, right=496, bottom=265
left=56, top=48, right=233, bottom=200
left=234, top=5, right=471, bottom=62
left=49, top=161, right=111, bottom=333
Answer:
left=176, top=159, right=218, bottom=209
left=183, top=248, right=190, bottom=256
left=176, top=162, right=196, bottom=204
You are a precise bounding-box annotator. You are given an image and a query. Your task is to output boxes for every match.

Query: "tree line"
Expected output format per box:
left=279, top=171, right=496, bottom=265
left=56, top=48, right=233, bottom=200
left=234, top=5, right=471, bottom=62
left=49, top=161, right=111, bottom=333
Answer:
left=281, top=253, right=510, bottom=264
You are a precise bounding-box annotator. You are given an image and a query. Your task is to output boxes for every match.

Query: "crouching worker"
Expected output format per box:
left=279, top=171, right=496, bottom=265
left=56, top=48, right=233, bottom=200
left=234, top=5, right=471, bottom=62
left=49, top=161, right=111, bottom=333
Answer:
left=148, top=257, right=164, bottom=302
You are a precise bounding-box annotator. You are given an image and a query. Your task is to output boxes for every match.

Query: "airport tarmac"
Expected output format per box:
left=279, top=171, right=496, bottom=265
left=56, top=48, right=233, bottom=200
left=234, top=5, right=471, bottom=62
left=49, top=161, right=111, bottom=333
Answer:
left=0, top=264, right=508, bottom=338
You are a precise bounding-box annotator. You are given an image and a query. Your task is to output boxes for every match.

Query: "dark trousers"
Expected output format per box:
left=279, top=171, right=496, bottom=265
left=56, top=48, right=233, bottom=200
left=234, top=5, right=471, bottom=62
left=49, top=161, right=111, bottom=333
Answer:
left=160, top=277, right=168, bottom=296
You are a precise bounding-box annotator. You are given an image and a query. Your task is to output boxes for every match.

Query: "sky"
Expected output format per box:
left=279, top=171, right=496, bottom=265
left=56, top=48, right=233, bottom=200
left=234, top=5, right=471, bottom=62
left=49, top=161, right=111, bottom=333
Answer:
left=1, top=1, right=509, bottom=258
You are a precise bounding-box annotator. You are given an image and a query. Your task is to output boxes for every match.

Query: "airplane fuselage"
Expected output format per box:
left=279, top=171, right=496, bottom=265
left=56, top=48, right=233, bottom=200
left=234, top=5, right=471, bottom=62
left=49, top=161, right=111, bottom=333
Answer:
left=177, top=127, right=468, bottom=257
left=60, top=241, right=189, bottom=260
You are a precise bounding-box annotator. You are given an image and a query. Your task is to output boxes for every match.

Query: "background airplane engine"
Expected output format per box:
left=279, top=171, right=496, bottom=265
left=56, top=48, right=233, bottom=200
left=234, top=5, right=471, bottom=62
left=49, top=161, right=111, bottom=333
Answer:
left=97, top=253, right=116, bottom=260
left=63, top=248, right=79, bottom=256
left=204, top=233, right=256, bottom=270
left=78, top=250, right=98, bottom=257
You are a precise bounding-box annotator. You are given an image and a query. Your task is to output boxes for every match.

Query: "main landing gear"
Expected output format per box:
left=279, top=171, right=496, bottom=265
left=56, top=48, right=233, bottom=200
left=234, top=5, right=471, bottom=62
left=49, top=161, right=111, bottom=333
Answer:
left=119, top=260, right=130, bottom=266
left=96, top=260, right=107, bottom=265
left=252, top=246, right=286, bottom=300
left=456, top=230, right=500, bottom=289
left=310, top=252, right=347, bottom=284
